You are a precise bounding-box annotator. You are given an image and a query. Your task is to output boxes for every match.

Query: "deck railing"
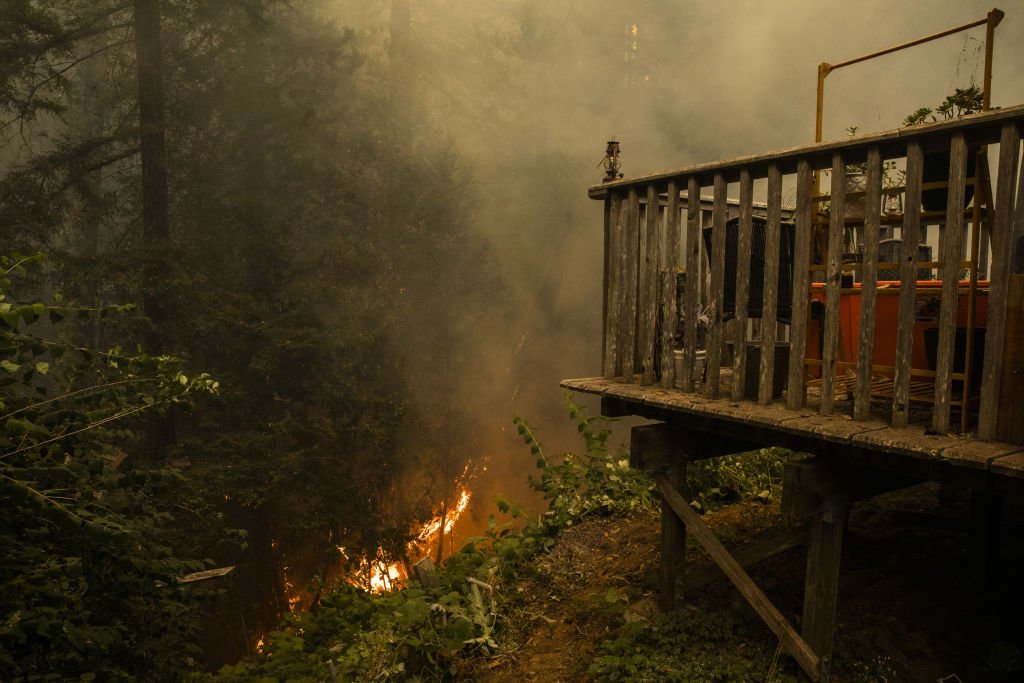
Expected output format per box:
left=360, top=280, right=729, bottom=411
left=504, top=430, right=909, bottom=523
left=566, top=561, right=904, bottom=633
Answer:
left=592, top=105, right=1024, bottom=438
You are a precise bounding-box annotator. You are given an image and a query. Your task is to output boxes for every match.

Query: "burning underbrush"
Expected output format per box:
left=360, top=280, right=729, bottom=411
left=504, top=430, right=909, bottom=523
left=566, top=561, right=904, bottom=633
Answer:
left=348, top=464, right=477, bottom=594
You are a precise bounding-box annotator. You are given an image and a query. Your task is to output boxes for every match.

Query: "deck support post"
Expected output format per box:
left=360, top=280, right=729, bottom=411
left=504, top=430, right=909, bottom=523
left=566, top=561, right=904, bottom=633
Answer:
left=630, top=425, right=688, bottom=610
left=800, top=498, right=849, bottom=683
left=660, top=462, right=687, bottom=610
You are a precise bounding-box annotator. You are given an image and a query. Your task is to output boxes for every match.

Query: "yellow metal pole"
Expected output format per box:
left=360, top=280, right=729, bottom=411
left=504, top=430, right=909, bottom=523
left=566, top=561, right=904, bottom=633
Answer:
left=982, top=8, right=1004, bottom=110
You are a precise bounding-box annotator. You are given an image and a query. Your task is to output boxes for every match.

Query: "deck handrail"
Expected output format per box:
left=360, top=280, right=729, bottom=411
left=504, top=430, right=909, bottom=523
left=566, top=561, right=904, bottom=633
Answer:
left=593, top=105, right=1024, bottom=440
left=589, top=104, right=1024, bottom=198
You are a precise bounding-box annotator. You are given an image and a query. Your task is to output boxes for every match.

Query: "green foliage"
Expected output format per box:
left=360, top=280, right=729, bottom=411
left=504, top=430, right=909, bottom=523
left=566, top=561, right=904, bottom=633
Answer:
left=0, top=255, right=218, bottom=681
left=513, top=392, right=657, bottom=529
left=588, top=606, right=787, bottom=682
left=686, top=447, right=790, bottom=512
left=903, top=85, right=984, bottom=126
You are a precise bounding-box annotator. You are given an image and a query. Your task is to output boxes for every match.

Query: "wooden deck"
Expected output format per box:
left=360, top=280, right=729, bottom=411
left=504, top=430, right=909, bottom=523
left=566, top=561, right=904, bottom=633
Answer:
left=562, top=375, right=1024, bottom=495
left=576, top=103, right=1024, bottom=681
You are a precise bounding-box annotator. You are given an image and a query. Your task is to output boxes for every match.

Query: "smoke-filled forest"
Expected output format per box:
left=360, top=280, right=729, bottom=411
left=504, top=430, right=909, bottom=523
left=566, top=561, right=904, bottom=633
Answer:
left=2, top=0, right=1024, bottom=680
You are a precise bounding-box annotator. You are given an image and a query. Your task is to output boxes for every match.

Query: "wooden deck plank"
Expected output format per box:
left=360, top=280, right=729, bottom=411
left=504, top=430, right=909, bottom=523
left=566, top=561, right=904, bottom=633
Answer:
left=940, top=440, right=1024, bottom=470
left=733, top=169, right=754, bottom=402
left=893, top=142, right=924, bottom=427
left=990, top=452, right=1024, bottom=479
left=852, top=425, right=967, bottom=460
left=561, top=377, right=1024, bottom=487
left=978, top=123, right=1022, bottom=438
left=787, top=159, right=813, bottom=410
left=854, top=148, right=882, bottom=420
left=932, top=133, right=968, bottom=433
left=759, top=164, right=783, bottom=405
left=661, top=180, right=681, bottom=389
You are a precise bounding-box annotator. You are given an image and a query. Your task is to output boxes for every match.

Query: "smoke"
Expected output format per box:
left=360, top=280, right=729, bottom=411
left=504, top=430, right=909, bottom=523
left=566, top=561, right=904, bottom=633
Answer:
left=320, top=0, right=1024, bottom=518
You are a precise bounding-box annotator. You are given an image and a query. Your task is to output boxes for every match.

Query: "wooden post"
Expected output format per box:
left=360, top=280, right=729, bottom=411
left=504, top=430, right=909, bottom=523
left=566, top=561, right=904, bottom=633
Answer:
left=893, top=142, right=925, bottom=427
left=932, top=133, right=968, bottom=433
left=682, top=176, right=701, bottom=392
left=706, top=174, right=728, bottom=397
left=640, top=184, right=661, bottom=385
left=854, top=148, right=882, bottom=420
left=604, top=193, right=623, bottom=379
left=801, top=498, right=849, bottom=682
left=759, top=164, right=783, bottom=404
left=820, top=154, right=846, bottom=415
left=661, top=463, right=687, bottom=610
left=618, top=189, right=634, bottom=382
left=788, top=159, right=814, bottom=409
left=661, top=180, right=681, bottom=388
left=733, top=169, right=754, bottom=401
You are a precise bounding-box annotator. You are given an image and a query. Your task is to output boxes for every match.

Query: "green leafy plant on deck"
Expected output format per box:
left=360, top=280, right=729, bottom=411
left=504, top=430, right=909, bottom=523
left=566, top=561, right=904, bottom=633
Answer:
left=0, top=253, right=219, bottom=682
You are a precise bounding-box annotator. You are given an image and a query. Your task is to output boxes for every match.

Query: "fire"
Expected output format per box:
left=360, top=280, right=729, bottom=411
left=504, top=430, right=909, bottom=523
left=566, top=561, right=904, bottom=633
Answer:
left=351, top=479, right=474, bottom=594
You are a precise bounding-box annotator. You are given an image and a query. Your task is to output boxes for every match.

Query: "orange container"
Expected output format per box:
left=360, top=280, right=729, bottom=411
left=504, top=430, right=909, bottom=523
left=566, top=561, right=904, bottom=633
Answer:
left=805, top=281, right=988, bottom=376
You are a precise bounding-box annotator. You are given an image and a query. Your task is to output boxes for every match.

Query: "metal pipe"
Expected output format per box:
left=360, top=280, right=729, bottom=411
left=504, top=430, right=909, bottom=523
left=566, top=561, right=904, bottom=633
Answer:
left=814, top=8, right=1003, bottom=142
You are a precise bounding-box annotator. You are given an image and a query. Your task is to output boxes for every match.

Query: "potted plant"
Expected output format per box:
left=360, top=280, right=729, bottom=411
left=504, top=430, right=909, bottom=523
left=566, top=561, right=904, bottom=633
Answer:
left=903, top=85, right=983, bottom=211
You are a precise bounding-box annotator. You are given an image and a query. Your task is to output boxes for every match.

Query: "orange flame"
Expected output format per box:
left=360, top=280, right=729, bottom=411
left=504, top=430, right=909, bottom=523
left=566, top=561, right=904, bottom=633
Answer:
left=352, top=482, right=473, bottom=594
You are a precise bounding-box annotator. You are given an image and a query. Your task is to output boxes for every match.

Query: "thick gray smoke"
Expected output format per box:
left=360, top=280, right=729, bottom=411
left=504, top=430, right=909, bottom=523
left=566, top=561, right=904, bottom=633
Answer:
left=324, top=0, right=1024, bottom=520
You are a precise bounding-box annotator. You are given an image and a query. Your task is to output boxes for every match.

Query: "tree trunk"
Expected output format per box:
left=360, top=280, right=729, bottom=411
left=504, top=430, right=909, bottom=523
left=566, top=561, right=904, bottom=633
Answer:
left=133, top=0, right=170, bottom=246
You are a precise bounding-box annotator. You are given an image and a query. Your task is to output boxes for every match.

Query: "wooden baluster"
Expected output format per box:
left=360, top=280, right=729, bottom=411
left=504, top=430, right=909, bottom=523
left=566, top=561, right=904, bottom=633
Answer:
left=661, top=180, right=681, bottom=389
left=603, top=192, right=623, bottom=379
left=682, top=176, right=701, bottom=392
left=759, top=164, right=783, bottom=405
left=788, top=159, right=814, bottom=410
left=705, top=173, right=728, bottom=398
left=892, top=142, right=924, bottom=427
left=820, top=154, right=845, bottom=415
left=639, top=184, right=661, bottom=385
left=622, top=188, right=640, bottom=382
left=932, top=134, right=969, bottom=433
left=732, top=170, right=754, bottom=402
left=854, top=148, right=882, bottom=420
left=978, top=124, right=1022, bottom=439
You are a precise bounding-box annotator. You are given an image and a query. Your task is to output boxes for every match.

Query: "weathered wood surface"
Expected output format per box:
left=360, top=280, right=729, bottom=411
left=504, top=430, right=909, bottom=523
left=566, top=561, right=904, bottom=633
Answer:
left=733, top=169, right=754, bottom=402
left=560, top=377, right=1024, bottom=489
left=639, top=185, right=659, bottom=385
left=854, top=148, right=882, bottom=421
left=820, top=154, right=845, bottom=416
left=682, top=177, right=701, bottom=391
left=588, top=104, right=1024, bottom=198
left=660, top=180, right=681, bottom=389
left=603, top=192, right=622, bottom=379
left=622, top=188, right=640, bottom=382
left=801, top=499, right=848, bottom=682
left=932, top=133, right=968, bottom=433
left=759, top=164, right=783, bottom=405
left=705, top=174, right=728, bottom=398
left=661, top=463, right=686, bottom=610
left=656, top=474, right=822, bottom=680
left=892, top=142, right=924, bottom=427
left=979, top=124, right=1022, bottom=438
left=787, top=159, right=813, bottom=410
